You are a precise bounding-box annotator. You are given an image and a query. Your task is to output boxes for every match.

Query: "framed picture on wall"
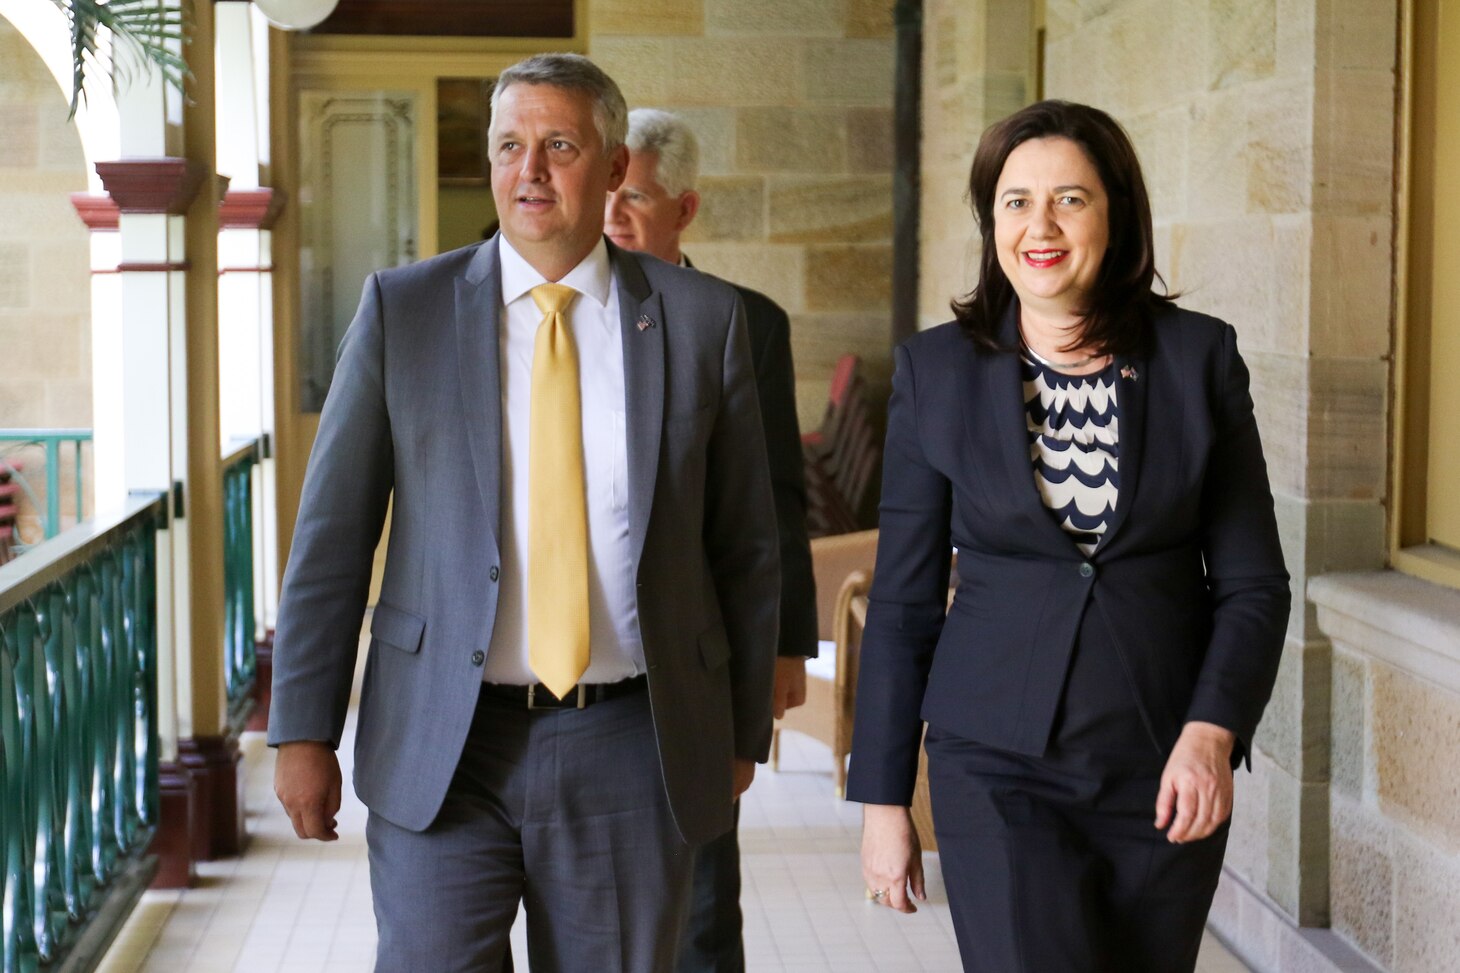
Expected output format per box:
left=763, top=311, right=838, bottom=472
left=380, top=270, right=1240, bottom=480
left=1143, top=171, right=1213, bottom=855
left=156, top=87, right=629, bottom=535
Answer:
left=437, top=78, right=493, bottom=186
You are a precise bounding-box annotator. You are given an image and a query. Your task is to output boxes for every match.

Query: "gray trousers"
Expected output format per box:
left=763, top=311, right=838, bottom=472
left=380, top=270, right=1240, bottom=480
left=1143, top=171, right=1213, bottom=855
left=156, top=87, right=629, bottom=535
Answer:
left=367, top=687, right=695, bottom=973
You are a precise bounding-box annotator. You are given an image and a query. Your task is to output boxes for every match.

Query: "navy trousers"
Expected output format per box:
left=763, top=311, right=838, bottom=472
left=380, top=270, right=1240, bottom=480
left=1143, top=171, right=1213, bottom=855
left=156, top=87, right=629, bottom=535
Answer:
left=926, top=732, right=1229, bottom=973
left=924, top=599, right=1231, bottom=973
left=675, top=803, right=744, bottom=973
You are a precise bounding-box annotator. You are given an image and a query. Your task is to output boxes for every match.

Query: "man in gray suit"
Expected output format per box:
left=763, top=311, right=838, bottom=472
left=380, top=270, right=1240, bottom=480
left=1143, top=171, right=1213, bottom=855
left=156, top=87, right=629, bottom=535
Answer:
left=604, top=108, right=818, bottom=973
left=268, top=53, right=780, bottom=973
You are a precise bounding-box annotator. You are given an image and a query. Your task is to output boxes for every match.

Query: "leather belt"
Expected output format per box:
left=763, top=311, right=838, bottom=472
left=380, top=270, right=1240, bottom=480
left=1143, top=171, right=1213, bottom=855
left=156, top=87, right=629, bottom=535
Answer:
left=479, top=673, right=648, bottom=710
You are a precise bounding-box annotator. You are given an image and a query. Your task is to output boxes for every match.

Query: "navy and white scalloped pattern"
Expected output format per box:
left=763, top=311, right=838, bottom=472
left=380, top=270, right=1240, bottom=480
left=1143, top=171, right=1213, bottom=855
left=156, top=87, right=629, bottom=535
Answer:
left=1021, top=355, right=1121, bottom=556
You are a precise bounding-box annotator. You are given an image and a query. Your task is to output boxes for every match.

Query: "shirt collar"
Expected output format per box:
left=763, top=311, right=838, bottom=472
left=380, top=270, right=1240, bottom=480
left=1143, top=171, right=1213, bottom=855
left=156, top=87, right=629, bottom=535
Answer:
left=499, top=234, right=613, bottom=308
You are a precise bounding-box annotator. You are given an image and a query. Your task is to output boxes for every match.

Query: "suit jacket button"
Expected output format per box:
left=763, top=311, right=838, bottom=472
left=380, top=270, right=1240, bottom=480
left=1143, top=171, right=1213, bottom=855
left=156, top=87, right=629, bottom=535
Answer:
left=471, top=650, right=485, bottom=666
left=490, top=566, right=499, bottom=582
left=1079, top=562, right=1096, bottom=579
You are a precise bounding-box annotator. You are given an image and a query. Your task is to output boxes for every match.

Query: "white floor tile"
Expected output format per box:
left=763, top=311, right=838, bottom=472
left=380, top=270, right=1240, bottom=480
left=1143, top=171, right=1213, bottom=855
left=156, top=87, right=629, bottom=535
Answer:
left=95, top=647, right=1250, bottom=972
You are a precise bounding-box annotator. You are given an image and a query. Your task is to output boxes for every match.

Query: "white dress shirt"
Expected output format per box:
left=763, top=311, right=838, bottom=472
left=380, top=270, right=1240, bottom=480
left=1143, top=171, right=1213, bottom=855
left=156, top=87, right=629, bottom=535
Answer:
left=482, top=235, right=644, bottom=685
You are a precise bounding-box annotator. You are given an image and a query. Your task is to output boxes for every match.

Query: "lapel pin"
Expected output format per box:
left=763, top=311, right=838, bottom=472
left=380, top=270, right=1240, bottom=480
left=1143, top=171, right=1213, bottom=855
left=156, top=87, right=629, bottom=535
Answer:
left=636, top=314, right=656, bottom=331
left=1120, top=365, right=1138, bottom=381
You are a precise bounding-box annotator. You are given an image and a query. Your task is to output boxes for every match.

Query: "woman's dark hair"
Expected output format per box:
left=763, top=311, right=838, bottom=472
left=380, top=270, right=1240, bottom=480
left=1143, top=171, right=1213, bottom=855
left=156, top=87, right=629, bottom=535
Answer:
left=951, top=100, right=1175, bottom=354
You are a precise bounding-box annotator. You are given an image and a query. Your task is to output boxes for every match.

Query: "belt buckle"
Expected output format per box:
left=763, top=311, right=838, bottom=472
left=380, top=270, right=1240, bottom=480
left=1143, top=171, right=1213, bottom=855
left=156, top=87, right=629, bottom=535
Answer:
left=525, top=684, right=587, bottom=710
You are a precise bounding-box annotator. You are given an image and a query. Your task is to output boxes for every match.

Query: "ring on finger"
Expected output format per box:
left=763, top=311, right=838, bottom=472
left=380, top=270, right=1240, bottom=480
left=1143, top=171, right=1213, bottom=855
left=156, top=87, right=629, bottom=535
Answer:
left=866, top=887, right=888, bottom=902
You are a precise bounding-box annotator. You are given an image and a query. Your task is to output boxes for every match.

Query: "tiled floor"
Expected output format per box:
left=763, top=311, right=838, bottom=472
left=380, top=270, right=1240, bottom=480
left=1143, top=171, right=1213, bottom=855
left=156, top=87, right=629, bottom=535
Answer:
left=97, top=654, right=1251, bottom=972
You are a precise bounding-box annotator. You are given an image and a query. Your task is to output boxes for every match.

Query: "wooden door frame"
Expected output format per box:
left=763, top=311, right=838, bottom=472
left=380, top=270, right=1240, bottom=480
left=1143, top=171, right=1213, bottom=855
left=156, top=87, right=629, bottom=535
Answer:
left=1392, top=0, right=1460, bottom=588
left=268, top=26, right=585, bottom=591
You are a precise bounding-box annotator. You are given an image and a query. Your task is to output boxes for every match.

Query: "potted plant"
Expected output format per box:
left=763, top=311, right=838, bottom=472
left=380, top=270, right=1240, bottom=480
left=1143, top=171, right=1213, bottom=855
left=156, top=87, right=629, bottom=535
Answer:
left=50, top=0, right=189, bottom=117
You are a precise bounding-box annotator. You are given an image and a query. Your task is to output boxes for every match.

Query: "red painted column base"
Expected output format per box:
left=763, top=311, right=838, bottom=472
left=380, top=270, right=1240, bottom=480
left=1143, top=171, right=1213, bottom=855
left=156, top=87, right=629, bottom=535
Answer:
left=246, top=633, right=274, bottom=732
left=150, top=762, right=198, bottom=889
left=177, top=734, right=247, bottom=860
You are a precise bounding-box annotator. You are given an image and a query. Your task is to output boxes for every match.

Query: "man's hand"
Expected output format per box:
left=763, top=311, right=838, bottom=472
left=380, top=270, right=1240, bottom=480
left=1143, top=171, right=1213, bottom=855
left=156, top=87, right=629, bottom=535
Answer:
left=861, top=804, right=925, bottom=913
left=772, top=656, right=808, bottom=719
left=275, top=740, right=342, bottom=841
left=1155, top=721, right=1236, bottom=843
left=733, top=757, right=756, bottom=799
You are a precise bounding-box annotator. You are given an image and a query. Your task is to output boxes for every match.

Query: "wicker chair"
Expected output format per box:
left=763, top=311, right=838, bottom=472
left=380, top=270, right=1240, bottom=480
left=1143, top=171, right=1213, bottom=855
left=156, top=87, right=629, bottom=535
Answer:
left=771, top=530, right=876, bottom=786
left=771, top=528, right=939, bottom=850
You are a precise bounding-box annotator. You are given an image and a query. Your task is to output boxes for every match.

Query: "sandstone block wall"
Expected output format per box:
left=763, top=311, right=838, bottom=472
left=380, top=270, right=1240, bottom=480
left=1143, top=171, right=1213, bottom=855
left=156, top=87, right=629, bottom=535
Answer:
left=589, top=0, right=898, bottom=431
left=1312, top=574, right=1460, bottom=973
left=0, top=19, right=94, bottom=541
left=917, top=0, right=1032, bottom=331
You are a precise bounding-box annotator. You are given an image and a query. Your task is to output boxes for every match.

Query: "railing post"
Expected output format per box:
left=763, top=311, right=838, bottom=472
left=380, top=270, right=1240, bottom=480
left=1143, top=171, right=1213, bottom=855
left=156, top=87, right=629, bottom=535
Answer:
left=221, top=440, right=259, bottom=729
left=74, top=439, right=85, bottom=525
left=44, top=439, right=61, bottom=540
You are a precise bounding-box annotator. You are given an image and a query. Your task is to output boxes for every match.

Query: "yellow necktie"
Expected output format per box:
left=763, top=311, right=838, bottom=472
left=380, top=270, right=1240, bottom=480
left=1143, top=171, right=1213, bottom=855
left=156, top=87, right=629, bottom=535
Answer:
left=528, top=283, right=590, bottom=699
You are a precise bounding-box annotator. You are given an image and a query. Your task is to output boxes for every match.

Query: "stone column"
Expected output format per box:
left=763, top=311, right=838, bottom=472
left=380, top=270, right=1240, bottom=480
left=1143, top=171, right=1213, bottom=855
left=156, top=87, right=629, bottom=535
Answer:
left=172, top=0, right=243, bottom=864
left=80, top=0, right=243, bottom=885
left=216, top=0, right=286, bottom=730
left=89, top=156, right=215, bottom=885
left=219, top=187, right=285, bottom=732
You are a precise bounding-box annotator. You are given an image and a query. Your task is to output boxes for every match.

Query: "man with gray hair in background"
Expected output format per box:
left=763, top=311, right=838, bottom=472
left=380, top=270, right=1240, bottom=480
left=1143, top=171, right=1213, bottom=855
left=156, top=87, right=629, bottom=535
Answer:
left=270, top=55, right=781, bottom=972
left=605, top=107, right=820, bottom=973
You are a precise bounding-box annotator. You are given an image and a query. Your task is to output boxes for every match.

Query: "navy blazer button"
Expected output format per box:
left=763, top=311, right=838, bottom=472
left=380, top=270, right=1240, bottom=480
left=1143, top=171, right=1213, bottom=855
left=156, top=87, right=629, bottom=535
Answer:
left=489, top=566, right=499, bottom=582
left=1080, top=562, right=1096, bottom=578
left=471, top=650, right=485, bottom=666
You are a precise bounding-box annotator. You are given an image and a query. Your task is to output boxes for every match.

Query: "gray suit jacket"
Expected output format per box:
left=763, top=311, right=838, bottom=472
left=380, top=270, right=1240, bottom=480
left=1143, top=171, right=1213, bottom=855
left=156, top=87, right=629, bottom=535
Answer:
left=268, top=236, right=781, bottom=844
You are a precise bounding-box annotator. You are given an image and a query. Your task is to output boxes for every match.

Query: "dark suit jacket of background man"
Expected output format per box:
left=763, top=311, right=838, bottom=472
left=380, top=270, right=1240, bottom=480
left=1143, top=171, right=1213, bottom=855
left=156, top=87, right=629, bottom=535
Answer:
left=267, top=235, right=782, bottom=846
left=669, top=259, right=819, bottom=973
left=685, top=256, right=817, bottom=661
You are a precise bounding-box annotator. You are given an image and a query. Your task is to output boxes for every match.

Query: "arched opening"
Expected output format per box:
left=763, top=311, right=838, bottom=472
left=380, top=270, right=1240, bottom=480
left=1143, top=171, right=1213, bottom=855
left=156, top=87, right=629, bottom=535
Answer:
left=0, top=14, right=98, bottom=559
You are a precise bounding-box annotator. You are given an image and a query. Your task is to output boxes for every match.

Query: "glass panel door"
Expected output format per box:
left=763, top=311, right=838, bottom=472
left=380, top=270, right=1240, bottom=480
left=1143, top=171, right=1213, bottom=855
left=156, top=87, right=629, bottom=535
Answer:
left=297, top=90, right=418, bottom=412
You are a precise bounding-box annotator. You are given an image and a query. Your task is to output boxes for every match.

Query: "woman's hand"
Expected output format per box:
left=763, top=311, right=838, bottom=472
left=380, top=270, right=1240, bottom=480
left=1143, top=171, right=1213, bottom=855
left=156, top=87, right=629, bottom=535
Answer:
left=861, top=804, right=926, bottom=913
left=1156, top=721, right=1236, bottom=843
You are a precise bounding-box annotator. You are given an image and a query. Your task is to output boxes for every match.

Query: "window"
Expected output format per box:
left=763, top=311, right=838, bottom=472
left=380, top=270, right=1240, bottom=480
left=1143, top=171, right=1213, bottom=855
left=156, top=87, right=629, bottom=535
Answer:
left=1395, top=0, right=1460, bottom=587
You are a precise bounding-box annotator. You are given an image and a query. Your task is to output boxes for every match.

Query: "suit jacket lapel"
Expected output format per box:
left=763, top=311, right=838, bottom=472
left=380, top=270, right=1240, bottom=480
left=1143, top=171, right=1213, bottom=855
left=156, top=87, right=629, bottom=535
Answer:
left=610, top=242, right=664, bottom=572
left=1097, top=341, right=1150, bottom=552
left=455, top=238, right=504, bottom=551
left=964, top=301, right=1078, bottom=557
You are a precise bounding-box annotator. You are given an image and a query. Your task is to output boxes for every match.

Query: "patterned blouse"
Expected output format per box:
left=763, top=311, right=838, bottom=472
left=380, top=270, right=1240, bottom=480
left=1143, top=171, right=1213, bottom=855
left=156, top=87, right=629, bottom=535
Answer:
left=1021, top=354, right=1121, bottom=556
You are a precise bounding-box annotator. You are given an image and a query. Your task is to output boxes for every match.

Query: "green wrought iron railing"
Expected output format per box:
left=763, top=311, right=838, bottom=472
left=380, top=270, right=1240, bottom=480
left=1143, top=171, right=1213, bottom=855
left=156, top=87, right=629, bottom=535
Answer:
left=222, top=439, right=260, bottom=729
left=0, top=430, right=94, bottom=545
left=0, top=492, right=165, bottom=973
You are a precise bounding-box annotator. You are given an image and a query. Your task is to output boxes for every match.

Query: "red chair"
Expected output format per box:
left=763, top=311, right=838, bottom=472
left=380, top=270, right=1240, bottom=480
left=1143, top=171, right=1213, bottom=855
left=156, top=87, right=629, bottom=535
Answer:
left=0, top=461, right=20, bottom=563
left=803, top=354, right=880, bottom=538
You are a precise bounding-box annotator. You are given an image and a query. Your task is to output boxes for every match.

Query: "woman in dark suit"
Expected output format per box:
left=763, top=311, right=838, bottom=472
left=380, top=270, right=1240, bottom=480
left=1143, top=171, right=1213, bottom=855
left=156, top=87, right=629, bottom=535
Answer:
left=846, top=100, right=1290, bottom=972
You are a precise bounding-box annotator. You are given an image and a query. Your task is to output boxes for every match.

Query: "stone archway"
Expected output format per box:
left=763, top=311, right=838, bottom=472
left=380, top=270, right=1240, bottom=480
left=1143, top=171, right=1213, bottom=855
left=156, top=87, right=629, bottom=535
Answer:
left=0, top=12, right=101, bottom=543
left=0, top=2, right=119, bottom=185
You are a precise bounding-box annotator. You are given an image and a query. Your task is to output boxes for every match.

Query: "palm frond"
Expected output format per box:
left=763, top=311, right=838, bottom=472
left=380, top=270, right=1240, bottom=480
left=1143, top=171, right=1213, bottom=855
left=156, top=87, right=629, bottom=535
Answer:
left=51, top=0, right=193, bottom=119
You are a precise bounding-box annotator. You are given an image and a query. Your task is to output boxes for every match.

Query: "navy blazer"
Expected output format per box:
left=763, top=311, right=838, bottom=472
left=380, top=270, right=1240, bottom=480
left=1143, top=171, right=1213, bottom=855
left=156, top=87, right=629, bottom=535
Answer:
left=845, top=302, right=1291, bottom=807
